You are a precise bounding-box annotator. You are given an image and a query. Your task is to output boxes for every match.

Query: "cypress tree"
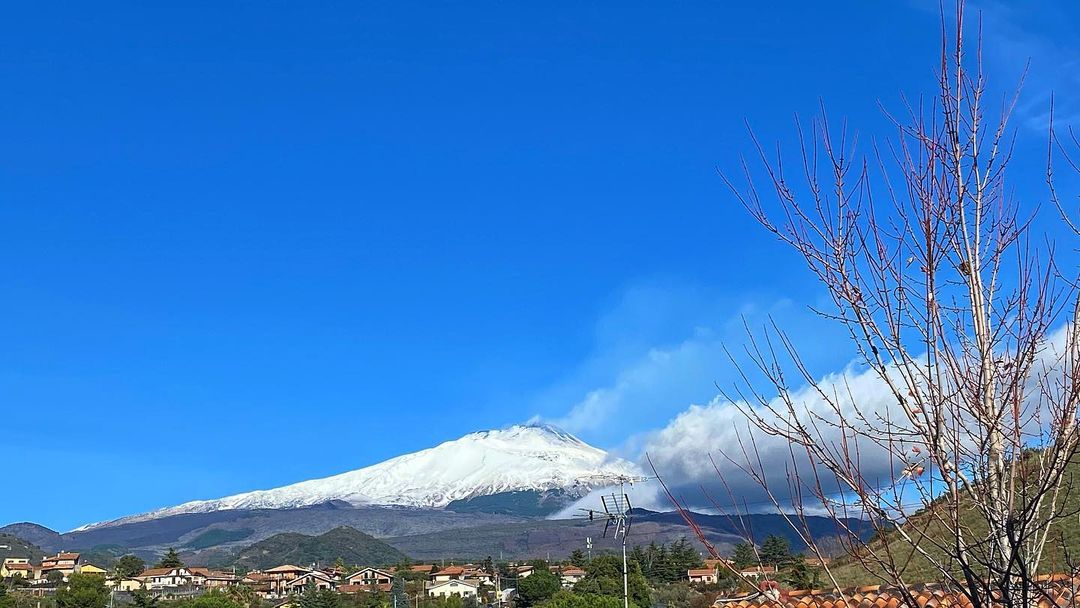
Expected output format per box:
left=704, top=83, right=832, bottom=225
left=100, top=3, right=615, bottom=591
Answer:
left=731, top=542, right=756, bottom=569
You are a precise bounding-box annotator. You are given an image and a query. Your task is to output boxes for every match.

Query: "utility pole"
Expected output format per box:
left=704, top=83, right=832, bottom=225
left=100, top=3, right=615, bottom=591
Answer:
left=621, top=535, right=629, bottom=608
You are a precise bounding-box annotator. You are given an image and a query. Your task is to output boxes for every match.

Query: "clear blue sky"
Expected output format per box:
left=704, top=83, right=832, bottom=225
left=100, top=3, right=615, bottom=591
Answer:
left=1, top=1, right=1077, bottom=531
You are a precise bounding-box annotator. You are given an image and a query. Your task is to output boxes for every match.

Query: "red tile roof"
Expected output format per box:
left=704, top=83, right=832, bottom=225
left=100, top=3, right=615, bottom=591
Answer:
left=714, top=576, right=1079, bottom=608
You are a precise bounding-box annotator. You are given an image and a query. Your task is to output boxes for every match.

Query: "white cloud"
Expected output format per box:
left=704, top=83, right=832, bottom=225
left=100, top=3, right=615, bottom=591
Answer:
left=549, top=354, right=908, bottom=517
left=537, top=276, right=1076, bottom=517
left=635, top=323, right=1075, bottom=514
left=549, top=331, right=719, bottom=435
left=640, top=363, right=900, bottom=513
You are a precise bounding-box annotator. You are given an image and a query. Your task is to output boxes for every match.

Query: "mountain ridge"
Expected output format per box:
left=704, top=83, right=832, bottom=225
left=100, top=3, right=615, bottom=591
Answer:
left=73, top=424, right=640, bottom=532
left=0, top=503, right=874, bottom=565
left=0, top=424, right=876, bottom=565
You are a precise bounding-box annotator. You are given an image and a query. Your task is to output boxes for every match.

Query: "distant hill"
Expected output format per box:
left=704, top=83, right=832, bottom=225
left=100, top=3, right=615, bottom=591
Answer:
left=184, top=528, right=255, bottom=550
left=2, top=503, right=526, bottom=558
left=230, top=526, right=407, bottom=570
left=2, top=501, right=874, bottom=565
left=0, top=523, right=62, bottom=552
left=381, top=509, right=873, bottom=561
left=0, top=533, right=45, bottom=561
left=629, top=509, right=872, bottom=547
left=381, top=517, right=740, bottom=562
left=823, top=457, right=1080, bottom=585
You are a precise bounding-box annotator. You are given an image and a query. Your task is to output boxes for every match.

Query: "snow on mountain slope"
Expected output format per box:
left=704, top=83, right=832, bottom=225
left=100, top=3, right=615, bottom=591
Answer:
left=75, top=424, right=642, bottom=531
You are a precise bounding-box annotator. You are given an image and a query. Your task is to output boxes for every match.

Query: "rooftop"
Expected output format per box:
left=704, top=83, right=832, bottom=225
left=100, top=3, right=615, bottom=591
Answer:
left=714, top=575, right=1080, bottom=608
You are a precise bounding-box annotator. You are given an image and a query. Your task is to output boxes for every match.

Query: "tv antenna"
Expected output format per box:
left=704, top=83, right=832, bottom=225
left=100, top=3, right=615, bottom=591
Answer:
left=577, top=475, right=652, bottom=608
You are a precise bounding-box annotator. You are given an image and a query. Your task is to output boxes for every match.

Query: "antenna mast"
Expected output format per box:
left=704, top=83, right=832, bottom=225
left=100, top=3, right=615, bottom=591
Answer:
left=578, top=474, right=651, bottom=608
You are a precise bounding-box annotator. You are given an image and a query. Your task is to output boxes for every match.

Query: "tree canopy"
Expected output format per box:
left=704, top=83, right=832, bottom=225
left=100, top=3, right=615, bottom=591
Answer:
left=169, top=590, right=245, bottom=608
left=630, top=540, right=703, bottom=584
left=538, top=590, right=629, bottom=608
left=731, top=543, right=755, bottom=569
left=516, top=568, right=562, bottom=608
left=56, top=573, right=109, bottom=608
left=131, top=589, right=159, bottom=608
left=298, top=584, right=341, bottom=608
left=760, top=535, right=791, bottom=567
left=572, top=555, right=649, bottom=608
left=115, top=555, right=147, bottom=578
left=155, top=548, right=184, bottom=569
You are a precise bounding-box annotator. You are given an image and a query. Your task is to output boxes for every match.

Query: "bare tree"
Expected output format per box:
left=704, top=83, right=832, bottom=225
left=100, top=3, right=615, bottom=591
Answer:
left=659, top=3, right=1080, bottom=608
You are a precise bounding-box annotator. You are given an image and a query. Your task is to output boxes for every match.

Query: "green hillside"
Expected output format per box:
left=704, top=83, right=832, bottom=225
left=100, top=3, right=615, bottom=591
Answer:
left=184, top=528, right=254, bottom=550
left=230, top=526, right=406, bottom=570
left=826, top=458, right=1080, bottom=586
left=0, top=534, right=45, bottom=562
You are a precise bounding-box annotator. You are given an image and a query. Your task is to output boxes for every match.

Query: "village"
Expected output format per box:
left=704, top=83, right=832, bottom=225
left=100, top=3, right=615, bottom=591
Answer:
left=0, top=545, right=816, bottom=608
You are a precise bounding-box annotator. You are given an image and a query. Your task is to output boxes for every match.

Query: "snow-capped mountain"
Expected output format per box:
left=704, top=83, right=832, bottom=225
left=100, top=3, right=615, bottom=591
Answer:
left=76, top=423, right=641, bottom=531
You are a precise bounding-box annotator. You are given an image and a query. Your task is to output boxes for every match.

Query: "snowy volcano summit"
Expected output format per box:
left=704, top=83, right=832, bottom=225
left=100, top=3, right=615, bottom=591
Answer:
left=76, top=424, right=641, bottom=530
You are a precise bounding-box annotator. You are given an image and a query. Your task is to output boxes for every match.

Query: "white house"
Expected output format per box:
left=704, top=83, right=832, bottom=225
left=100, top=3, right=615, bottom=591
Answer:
left=427, top=579, right=478, bottom=599
left=140, top=567, right=195, bottom=589
left=347, top=568, right=393, bottom=587
left=558, top=567, right=586, bottom=588
left=736, top=566, right=776, bottom=579
left=286, top=571, right=336, bottom=593
left=431, top=566, right=465, bottom=583
left=687, top=568, right=719, bottom=585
